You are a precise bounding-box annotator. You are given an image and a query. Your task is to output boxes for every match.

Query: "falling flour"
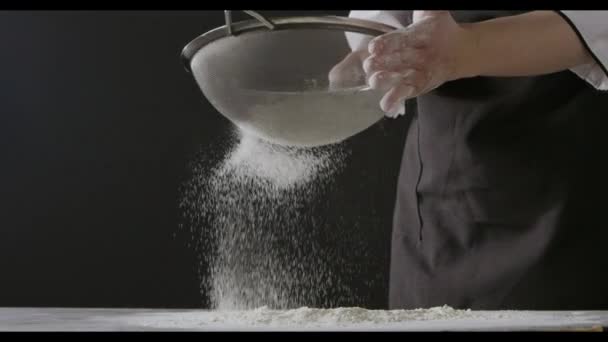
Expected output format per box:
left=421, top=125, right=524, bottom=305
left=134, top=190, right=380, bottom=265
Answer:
left=180, top=128, right=355, bottom=311
left=176, top=124, right=479, bottom=329
left=217, top=131, right=331, bottom=189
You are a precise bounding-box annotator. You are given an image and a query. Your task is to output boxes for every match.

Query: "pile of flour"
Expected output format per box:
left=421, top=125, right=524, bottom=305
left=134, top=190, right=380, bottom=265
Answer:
left=119, top=305, right=481, bottom=330
left=202, top=305, right=476, bottom=327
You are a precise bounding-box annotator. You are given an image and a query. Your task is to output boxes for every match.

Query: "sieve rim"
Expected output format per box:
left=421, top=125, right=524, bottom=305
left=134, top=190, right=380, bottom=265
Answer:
left=180, top=15, right=396, bottom=72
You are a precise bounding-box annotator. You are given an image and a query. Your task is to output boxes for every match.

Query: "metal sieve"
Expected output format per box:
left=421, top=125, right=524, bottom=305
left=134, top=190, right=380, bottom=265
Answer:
left=181, top=11, right=396, bottom=147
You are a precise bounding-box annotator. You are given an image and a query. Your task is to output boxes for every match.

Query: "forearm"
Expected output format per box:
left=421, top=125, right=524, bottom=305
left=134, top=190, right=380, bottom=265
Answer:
left=460, top=11, right=593, bottom=79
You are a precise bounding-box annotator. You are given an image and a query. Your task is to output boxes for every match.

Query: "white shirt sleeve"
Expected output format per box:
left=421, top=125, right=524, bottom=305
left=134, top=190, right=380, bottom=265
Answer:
left=559, top=11, right=608, bottom=90
left=345, top=11, right=411, bottom=51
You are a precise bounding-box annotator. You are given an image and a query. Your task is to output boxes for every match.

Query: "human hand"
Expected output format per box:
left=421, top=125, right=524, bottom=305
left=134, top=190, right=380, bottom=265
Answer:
left=363, top=10, right=478, bottom=117
left=328, top=49, right=371, bottom=90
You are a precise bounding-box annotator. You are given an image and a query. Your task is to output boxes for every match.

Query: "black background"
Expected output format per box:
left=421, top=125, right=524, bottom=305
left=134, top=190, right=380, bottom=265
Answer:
left=0, top=11, right=410, bottom=309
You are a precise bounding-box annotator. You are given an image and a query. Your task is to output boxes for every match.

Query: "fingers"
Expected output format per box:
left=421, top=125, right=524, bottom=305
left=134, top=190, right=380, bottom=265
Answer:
left=368, top=70, right=427, bottom=118
left=328, top=50, right=369, bottom=90
left=369, top=11, right=452, bottom=55
left=368, top=69, right=425, bottom=92
left=362, top=11, right=455, bottom=117
left=381, top=84, right=416, bottom=117
left=368, top=71, right=405, bottom=91
left=368, top=29, right=427, bottom=55
left=365, top=44, right=425, bottom=118
left=365, top=24, right=434, bottom=117
left=363, top=50, right=425, bottom=75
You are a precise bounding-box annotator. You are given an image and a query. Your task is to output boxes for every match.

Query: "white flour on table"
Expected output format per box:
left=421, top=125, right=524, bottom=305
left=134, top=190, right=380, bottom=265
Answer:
left=118, top=305, right=482, bottom=330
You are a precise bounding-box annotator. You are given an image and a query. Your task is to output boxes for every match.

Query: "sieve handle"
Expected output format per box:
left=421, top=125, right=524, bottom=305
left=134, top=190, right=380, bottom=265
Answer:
left=224, top=10, right=276, bottom=35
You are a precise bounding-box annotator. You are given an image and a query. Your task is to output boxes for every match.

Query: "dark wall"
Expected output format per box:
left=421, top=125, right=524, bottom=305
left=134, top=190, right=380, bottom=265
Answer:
left=0, top=11, right=410, bottom=309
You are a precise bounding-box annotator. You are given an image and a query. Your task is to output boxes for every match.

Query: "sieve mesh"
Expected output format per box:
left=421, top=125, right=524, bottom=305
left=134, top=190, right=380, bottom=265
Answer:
left=186, top=23, right=391, bottom=147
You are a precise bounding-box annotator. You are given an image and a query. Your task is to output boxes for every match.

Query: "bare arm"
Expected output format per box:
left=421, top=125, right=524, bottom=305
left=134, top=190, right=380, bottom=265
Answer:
left=460, top=11, right=593, bottom=79
left=364, top=10, right=605, bottom=115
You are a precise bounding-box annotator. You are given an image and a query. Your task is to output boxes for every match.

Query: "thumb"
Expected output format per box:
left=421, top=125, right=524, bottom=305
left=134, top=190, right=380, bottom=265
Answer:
left=412, top=10, right=450, bottom=22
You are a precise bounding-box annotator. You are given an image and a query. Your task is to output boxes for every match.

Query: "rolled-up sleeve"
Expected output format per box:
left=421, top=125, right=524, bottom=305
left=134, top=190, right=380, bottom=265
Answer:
left=345, top=11, right=411, bottom=51
left=559, top=11, right=608, bottom=90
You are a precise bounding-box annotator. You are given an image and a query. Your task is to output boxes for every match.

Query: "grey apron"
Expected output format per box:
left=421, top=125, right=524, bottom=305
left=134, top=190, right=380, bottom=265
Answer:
left=391, top=10, right=608, bottom=310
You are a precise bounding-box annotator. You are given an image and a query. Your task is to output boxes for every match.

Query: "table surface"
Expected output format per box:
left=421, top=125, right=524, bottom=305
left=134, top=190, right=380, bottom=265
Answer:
left=1, top=308, right=607, bottom=331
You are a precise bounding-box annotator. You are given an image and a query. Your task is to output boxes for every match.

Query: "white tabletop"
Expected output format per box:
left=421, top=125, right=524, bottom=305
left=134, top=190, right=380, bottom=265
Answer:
left=0, top=307, right=607, bottom=331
